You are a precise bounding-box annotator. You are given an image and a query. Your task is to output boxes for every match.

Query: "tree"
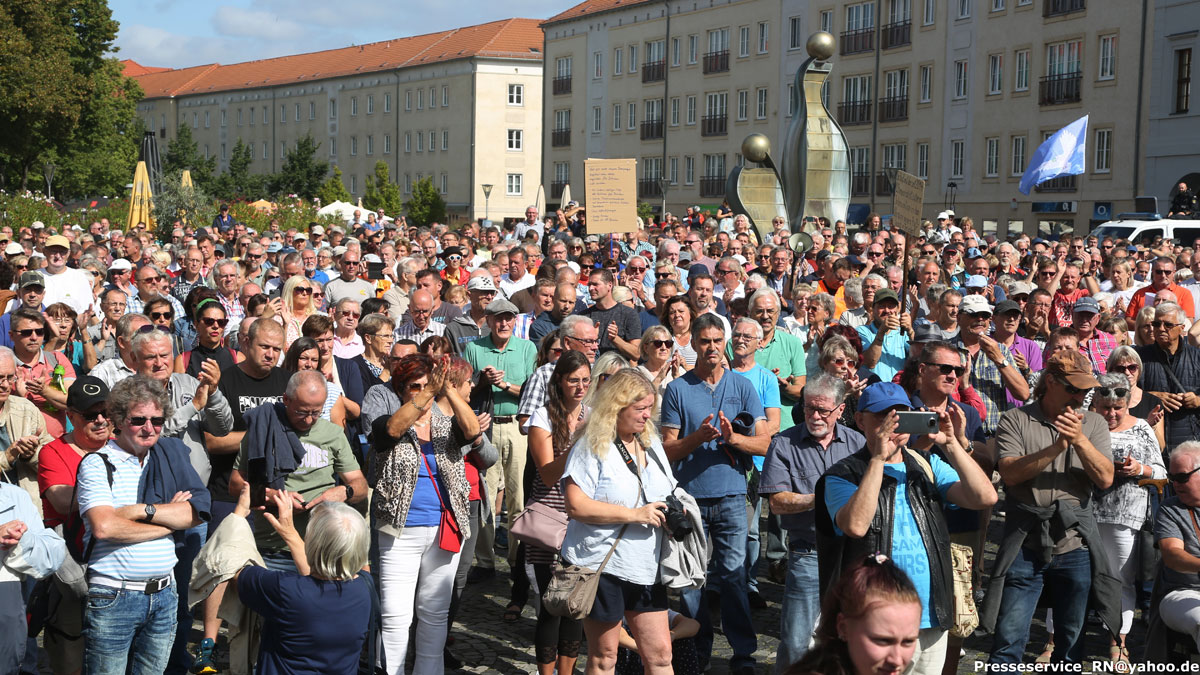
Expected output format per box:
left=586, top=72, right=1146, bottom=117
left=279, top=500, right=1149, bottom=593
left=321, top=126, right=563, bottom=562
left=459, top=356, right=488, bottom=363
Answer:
left=637, top=201, right=655, bottom=222
left=404, top=177, right=446, bottom=228
left=163, top=125, right=216, bottom=192
left=317, top=166, right=352, bottom=205
left=269, top=134, right=326, bottom=200
left=363, top=161, right=403, bottom=216
left=152, top=170, right=213, bottom=242
left=211, top=138, right=266, bottom=200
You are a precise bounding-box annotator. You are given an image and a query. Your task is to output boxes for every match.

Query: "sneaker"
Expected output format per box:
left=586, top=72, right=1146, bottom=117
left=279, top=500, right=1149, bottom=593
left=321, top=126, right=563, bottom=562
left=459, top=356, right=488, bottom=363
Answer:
left=191, top=638, right=219, bottom=674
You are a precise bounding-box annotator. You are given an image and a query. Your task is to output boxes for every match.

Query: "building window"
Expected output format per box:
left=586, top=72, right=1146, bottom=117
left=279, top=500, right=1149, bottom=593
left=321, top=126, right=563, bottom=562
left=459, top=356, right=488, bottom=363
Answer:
left=850, top=147, right=870, bottom=186
left=846, top=3, right=875, bottom=31
left=789, top=17, right=804, bottom=50
left=220, top=110, right=226, bottom=126
left=237, top=109, right=243, bottom=126
left=350, top=136, right=357, bottom=156
left=951, top=139, right=965, bottom=177
left=614, top=47, right=623, bottom=75
left=429, top=87, right=436, bottom=108
left=442, top=130, right=448, bottom=150
left=309, top=102, right=315, bottom=120
left=594, top=51, right=603, bottom=78
left=554, top=108, right=572, bottom=133
left=366, top=135, right=374, bottom=155
left=739, top=26, right=750, bottom=57
left=686, top=95, right=697, bottom=124
left=442, top=86, right=449, bottom=106
left=351, top=97, right=358, bottom=116
left=404, top=174, right=411, bottom=194
left=670, top=97, right=680, bottom=125
left=919, top=65, right=932, bottom=102
left=416, top=133, right=423, bottom=152
left=957, top=0, right=971, bottom=18
left=1099, top=35, right=1117, bottom=81
left=688, top=35, right=699, bottom=64
left=262, top=142, right=267, bottom=159
left=1046, top=40, right=1082, bottom=77
left=668, top=157, right=678, bottom=183
left=917, top=142, right=929, bottom=179
left=405, top=132, right=411, bottom=152
left=554, top=162, right=570, bottom=185
left=279, top=141, right=286, bottom=159
left=758, top=22, right=769, bottom=53
left=204, top=111, right=210, bottom=128
left=1094, top=128, right=1112, bottom=172
left=508, top=84, right=524, bottom=105
left=844, top=74, right=872, bottom=104
left=923, top=0, right=935, bottom=25
left=613, top=103, right=622, bottom=132
left=384, top=93, right=392, bottom=112
left=821, top=10, right=834, bottom=33
left=629, top=44, right=638, bottom=72
left=988, top=54, right=1003, bottom=94
left=350, top=175, right=356, bottom=193
left=367, top=95, right=374, bottom=114
left=1176, top=49, right=1192, bottom=114
left=262, top=106, right=267, bottom=124
left=991, top=0, right=1005, bottom=10
left=418, top=89, right=424, bottom=110
left=506, top=173, right=522, bottom=195
left=384, top=135, right=392, bottom=154
left=329, top=138, right=336, bottom=156
left=882, top=142, right=906, bottom=170
left=756, top=88, right=768, bottom=119
left=429, top=131, right=435, bottom=151
left=628, top=102, right=636, bottom=130
left=405, top=91, right=412, bottom=111
left=221, top=143, right=226, bottom=159
left=1011, top=135, right=1026, bottom=174
left=593, top=106, right=602, bottom=132
left=736, top=90, right=748, bottom=120
left=294, top=104, right=300, bottom=122
left=954, top=59, right=969, bottom=98
left=1015, top=49, right=1030, bottom=91
left=684, top=156, right=695, bottom=184
left=985, top=137, right=1000, bottom=176
left=672, top=37, right=681, bottom=66
left=557, top=56, right=573, bottom=79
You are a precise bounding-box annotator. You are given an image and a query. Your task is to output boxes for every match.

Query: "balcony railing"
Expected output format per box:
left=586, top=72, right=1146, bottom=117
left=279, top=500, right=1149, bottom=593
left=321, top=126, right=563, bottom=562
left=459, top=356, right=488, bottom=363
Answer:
left=841, top=27, right=875, bottom=55
left=837, top=100, right=872, bottom=126
left=552, top=75, right=572, bottom=95
left=1044, top=0, right=1086, bottom=18
left=876, top=172, right=895, bottom=196
left=642, top=60, right=666, bottom=83
left=551, top=181, right=567, bottom=198
left=878, top=95, right=908, bottom=122
left=701, top=114, right=728, bottom=136
left=1034, top=175, right=1078, bottom=192
left=638, top=179, right=664, bottom=199
left=699, top=175, right=726, bottom=197
left=1039, top=72, right=1082, bottom=105
left=881, top=20, right=911, bottom=49
left=851, top=173, right=871, bottom=196
left=640, top=119, right=664, bottom=140
left=702, top=50, right=730, bottom=74
left=551, top=128, right=571, bottom=147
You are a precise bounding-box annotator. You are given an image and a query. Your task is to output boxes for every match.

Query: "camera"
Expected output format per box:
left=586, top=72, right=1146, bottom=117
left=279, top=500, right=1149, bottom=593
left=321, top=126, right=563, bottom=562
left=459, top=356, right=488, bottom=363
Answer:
left=657, top=494, right=693, bottom=541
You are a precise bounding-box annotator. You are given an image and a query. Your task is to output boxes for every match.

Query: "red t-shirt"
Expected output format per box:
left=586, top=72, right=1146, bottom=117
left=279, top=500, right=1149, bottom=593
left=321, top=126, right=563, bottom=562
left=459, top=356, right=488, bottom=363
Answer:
left=37, top=436, right=86, bottom=528
left=465, top=460, right=481, bottom=501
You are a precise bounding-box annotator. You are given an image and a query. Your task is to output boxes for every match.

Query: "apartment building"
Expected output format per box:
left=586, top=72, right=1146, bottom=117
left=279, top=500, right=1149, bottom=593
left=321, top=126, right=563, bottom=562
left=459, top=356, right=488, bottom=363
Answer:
left=127, top=18, right=544, bottom=224
left=542, top=0, right=1154, bottom=237
left=1145, top=0, right=1199, bottom=208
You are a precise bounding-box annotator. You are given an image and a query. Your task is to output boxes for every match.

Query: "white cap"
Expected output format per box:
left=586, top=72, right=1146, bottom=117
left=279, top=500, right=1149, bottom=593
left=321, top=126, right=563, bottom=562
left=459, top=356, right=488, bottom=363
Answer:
left=31, top=221, right=44, bottom=230
left=109, top=258, right=133, bottom=271
left=311, top=225, right=325, bottom=235
left=333, top=245, right=348, bottom=256
left=936, top=211, right=952, bottom=220
left=4, top=243, right=24, bottom=256
left=732, top=254, right=748, bottom=266
left=363, top=253, right=382, bottom=263
left=467, top=275, right=497, bottom=292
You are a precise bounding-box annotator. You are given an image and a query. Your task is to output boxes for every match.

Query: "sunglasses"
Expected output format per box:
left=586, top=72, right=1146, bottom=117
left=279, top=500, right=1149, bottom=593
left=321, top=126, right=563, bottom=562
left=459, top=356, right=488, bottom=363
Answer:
left=446, top=255, right=462, bottom=261
left=655, top=272, right=673, bottom=279
left=1056, top=376, right=1091, bottom=396
left=1169, top=465, right=1200, bottom=483
left=832, top=357, right=857, bottom=368
left=1098, top=386, right=1130, bottom=398
left=1152, top=320, right=1182, bottom=329
left=293, top=287, right=313, bottom=295
left=923, top=362, right=966, bottom=377
left=1110, top=363, right=1139, bottom=374
left=74, top=409, right=108, bottom=422
left=136, top=325, right=172, bottom=335
left=149, top=311, right=174, bottom=321
left=200, top=317, right=230, bottom=328
left=339, top=311, right=361, bottom=319
left=127, top=415, right=166, bottom=428
left=650, top=339, right=674, bottom=349
left=14, top=328, right=44, bottom=338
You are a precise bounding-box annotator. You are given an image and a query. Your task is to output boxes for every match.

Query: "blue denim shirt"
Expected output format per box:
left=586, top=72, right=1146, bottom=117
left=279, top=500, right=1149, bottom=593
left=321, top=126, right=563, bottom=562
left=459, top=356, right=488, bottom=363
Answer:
left=758, top=423, right=864, bottom=546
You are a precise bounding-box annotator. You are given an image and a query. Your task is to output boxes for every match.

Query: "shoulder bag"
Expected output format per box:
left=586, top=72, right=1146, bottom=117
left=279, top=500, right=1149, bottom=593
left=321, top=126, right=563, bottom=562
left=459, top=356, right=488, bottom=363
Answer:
left=420, top=453, right=462, bottom=553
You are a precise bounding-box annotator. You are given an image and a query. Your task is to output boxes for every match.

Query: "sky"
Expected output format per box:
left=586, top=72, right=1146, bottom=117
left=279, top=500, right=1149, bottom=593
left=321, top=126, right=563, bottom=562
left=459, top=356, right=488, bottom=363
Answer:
left=111, top=0, right=567, bottom=69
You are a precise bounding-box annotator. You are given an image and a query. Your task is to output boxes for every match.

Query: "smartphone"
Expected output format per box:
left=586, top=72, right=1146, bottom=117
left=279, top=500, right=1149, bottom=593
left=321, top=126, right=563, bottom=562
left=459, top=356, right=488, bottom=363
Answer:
left=367, top=261, right=384, bottom=280
left=895, top=411, right=938, bottom=435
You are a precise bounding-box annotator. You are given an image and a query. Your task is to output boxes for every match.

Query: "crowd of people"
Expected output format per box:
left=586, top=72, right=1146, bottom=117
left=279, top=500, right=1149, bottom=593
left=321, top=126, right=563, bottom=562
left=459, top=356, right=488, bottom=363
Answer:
left=2, top=202, right=1200, bottom=675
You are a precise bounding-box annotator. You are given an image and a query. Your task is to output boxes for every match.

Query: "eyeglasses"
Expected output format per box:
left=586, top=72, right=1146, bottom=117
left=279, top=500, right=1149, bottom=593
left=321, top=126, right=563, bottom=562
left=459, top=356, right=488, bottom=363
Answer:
left=566, top=335, right=599, bottom=346
left=1055, top=376, right=1091, bottom=396
left=732, top=332, right=758, bottom=342
left=342, top=259, right=360, bottom=266
left=372, top=333, right=395, bottom=341
left=627, top=266, right=647, bottom=272
left=923, top=362, right=966, bottom=377
left=1110, top=363, right=1139, bottom=374
left=830, top=357, right=857, bottom=368
left=1169, top=465, right=1200, bottom=484
left=1152, top=320, right=1182, bottom=329
left=127, top=416, right=166, bottom=428
left=139, top=275, right=160, bottom=283
left=1098, top=386, right=1130, bottom=398
left=13, top=328, right=43, bottom=338
left=149, top=311, right=174, bottom=321
left=293, top=408, right=324, bottom=419
left=339, top=311, right=361, bottom=319
left=0, top=374, right=16, bottom=384
left=200, top=317, right=230, bottom=328
left=245, top=254, right=262, bottom=260
left=649, top=339, right=674, bottom=349
left=136, top=325, right=172, bottom=335
left=867, top=251, right=884, bottom=257
left=446, top=255, right=462, bottom=261
left=718, top=268, right=737, bottom=276
left=804, top=403, right=839, bottom=417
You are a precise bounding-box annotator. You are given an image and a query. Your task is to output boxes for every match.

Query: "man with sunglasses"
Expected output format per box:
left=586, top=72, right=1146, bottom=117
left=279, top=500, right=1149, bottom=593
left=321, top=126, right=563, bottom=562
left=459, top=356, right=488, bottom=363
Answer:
left=1152, top=441, right=1200, bottom=655
left=986, top=351, right=1117, bottom=665
left=1136, top=302, right=1200, bottom=452
left=324, top=250, right=375, bottom=306
left=127, top=264, right=185, bottom=319
left=1125, top=257, right=1196, bottom=322
left=951, top=295, right=1028, bottom=436
left=8, top=307, right=74, bottom=438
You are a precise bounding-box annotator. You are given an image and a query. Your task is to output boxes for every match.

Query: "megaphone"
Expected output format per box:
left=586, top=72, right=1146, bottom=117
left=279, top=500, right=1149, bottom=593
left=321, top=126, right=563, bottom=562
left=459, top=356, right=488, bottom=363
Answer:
left=789, top=231, right=814, bottom=254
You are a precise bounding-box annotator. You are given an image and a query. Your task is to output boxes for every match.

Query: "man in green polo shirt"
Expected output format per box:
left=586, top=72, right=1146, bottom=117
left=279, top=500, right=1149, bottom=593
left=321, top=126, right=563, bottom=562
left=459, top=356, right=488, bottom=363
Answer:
left=743, top=288, right=807, bottom=430
left=463, top=297, right=537, bottom=574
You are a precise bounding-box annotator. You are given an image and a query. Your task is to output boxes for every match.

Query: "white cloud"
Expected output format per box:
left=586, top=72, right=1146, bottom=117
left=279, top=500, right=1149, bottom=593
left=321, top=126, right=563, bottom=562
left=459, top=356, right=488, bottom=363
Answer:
left=211, top=6, right=307, bottom=41
left=116, top=24, right=230, bottom=66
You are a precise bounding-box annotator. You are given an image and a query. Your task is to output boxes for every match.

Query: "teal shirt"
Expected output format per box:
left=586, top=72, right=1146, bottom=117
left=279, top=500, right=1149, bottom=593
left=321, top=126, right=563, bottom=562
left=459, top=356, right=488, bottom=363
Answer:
left=728, top=329, right=807, bottom=431
left=463, top=334, right=537, bottom=416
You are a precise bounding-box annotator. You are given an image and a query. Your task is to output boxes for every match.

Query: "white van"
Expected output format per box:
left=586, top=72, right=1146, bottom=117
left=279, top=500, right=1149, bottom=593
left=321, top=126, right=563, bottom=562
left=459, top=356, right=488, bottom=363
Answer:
left=1089, top=196, right=1200, bottom=247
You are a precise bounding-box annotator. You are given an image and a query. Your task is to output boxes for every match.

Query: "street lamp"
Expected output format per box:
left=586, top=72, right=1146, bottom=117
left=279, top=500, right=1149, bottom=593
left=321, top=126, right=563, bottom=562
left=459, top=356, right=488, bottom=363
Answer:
left=657, top=177, right=668, bottom=222
left=945, top=181, right=958, bottom=212
left=44, top=162, right=55, bottom=201
left=481, top=183, right=493, bottom=220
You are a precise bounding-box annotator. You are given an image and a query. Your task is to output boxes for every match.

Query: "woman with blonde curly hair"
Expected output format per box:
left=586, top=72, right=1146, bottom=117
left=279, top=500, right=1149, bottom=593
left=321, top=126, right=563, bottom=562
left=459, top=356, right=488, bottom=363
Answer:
left=277, top=275, right=321, bottom=349
left=561, top=368, right=676, bottom=674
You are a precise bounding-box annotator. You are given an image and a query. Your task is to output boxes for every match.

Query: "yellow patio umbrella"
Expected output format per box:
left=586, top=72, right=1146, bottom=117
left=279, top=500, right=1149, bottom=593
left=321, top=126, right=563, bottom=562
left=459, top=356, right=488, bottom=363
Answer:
left=179, top=170, right=193, bottom=226
left=249, top=199, right=276, bottom=214
left=127, top=161, right=155, bottom=231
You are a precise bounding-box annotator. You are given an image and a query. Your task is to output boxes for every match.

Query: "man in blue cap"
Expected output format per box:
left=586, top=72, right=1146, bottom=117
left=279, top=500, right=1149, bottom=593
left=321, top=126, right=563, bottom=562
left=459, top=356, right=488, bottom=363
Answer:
left=816, top=381, right=997, bottom=675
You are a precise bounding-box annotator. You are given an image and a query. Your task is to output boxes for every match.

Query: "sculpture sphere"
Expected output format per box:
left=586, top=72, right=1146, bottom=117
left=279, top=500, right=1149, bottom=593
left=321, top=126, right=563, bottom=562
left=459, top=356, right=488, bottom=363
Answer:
left=806, top=32, right=836, bottom=61
left=742, top=134, right=771, bottom=164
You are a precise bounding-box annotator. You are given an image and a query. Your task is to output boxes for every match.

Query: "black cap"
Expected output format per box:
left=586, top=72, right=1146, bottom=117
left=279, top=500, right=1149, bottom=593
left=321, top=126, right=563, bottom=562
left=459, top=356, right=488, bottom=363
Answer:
left=995, top=299, right=1021, bottom=315
left=67, top=376, right=109, bottom=412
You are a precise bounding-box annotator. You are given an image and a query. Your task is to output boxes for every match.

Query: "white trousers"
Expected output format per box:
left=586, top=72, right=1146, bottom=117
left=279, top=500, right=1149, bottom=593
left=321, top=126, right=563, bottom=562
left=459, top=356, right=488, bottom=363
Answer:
left=1098, top=522, right=1139, bottom=635
left=906, top=627, right=948, bottom=675
left=1160, top=589, right=1200, bottom=652
left=378, top=526, right=462, bottom=675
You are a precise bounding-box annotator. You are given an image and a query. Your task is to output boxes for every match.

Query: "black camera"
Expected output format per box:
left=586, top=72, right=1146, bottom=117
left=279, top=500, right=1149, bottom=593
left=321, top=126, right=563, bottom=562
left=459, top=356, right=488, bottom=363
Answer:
left=657, top=494, right=693, bottom=541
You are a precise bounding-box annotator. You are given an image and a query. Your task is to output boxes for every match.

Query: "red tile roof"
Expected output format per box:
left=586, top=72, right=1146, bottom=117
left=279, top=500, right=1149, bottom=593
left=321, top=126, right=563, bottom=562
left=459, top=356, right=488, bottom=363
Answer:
left=121, top=60, right=171, bottom=77
left=542, top=0, right=658, bottom=26
left=129, top=18, right=543, bottom=99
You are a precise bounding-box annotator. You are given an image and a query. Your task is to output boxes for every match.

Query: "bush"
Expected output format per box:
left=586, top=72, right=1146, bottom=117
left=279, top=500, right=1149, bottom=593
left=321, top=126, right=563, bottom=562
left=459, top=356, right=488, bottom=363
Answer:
left=0, top=190, right=65, bottom=230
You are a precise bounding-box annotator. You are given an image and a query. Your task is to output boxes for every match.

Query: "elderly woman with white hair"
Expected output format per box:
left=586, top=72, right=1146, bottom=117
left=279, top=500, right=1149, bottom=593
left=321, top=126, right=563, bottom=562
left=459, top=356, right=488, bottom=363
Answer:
left=232, top=484, right=372, bottom=674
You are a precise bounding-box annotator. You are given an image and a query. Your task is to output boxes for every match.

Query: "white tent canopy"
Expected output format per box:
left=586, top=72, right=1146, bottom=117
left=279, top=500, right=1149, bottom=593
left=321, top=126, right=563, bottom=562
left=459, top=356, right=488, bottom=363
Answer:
left=317, top=200, right=396, bottom=223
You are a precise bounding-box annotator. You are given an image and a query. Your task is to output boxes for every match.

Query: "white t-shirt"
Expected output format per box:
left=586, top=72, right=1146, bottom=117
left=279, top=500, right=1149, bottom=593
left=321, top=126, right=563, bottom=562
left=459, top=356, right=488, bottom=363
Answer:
left=500, top=272, right=535, bottom=299
left=41, top=267, right=94, bottom=316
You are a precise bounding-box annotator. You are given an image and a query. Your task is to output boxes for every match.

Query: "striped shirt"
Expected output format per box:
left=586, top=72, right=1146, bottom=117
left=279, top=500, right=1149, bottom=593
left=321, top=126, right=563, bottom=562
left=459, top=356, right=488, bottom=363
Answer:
left=77, top=442, right=178, bottom=579
left=394, top=320, right=444, bottom=344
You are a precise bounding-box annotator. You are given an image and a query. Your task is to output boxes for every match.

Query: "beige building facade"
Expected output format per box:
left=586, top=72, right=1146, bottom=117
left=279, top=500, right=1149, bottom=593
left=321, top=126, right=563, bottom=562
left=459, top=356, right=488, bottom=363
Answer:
left=542, top=0, right=1154, bottom=238
left=129, top=19, right=544, bottom=224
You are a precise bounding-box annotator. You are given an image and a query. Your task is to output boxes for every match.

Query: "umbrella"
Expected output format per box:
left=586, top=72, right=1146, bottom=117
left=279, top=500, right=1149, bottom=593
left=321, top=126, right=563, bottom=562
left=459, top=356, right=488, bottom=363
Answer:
left=179, top=170, right=193, bottom=226
left=127, top=161, right=155, bottom=231
left=535, top=184, right=546, bottom=218
left=316, top=200, right=360, bottom=221
left=249, top=199, right=275, bottom=214
left=561, top=184, right=572, bottom=207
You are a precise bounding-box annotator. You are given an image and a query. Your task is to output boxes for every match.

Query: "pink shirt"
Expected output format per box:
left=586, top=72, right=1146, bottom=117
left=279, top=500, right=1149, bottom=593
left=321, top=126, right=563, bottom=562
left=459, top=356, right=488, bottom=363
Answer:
left=333, top=333, right=365, bottom=359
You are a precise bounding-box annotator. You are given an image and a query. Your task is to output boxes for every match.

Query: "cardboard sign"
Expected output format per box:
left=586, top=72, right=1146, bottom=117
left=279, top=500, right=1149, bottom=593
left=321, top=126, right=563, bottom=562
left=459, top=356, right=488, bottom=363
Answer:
left=584, top=158, right=637, bottom=234
left=891, top=170, right=926, bottom=237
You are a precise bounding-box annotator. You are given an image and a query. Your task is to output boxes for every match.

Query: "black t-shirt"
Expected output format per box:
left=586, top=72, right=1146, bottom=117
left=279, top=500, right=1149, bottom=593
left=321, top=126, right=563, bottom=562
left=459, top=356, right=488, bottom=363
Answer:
left=186, top=343, right=238, bottom=380
left=210, top=365, right=291, bottom=499
left=1129, top=392, right=1163, bottom=422
left=584, top=303, right=642, bottom=356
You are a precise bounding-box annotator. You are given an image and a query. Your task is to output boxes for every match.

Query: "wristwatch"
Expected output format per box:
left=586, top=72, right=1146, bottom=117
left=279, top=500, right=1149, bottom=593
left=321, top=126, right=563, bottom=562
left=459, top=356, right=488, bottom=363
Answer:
left=344, top=485, right=355, bottom=502
left=143, top=503, right=157, bottom=523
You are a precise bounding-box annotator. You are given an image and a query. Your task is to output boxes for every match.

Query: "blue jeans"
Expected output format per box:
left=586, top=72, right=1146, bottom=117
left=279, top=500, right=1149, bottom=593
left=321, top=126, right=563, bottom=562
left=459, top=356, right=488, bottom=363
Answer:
left=989, top=546, right=1091, bottom=664
left=263, top=550, right=300, bottom=573
left=776, top=547, right=820, bottom=673
left=679, top=494, right=757, bottom=671
left=746, top=497, right=762, bottom=593
left=166, top=523, right=207, bottom=675
left=84, top=581, right=179, bottom=675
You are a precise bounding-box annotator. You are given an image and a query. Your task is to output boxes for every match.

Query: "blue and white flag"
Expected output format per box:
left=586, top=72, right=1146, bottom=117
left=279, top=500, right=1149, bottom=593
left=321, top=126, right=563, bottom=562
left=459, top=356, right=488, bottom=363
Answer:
left=1018, top=114, right=1089, bottom=195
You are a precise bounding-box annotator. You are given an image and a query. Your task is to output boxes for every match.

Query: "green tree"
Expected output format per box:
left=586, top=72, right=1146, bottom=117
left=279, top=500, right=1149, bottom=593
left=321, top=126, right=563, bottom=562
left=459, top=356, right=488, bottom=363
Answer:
left=50, top=58, right=144, bottom=199
left=211, top=138, right=266, bottom=200
left=269, top=134, right=326, bottom=200
left=363, top=161, right=404, bottom=216
left=317, top=166, right=352, bottom=205
left=163, top=125, right=216, bottom=191
left=637, top=202, right=655, bottom=222
left=152, top=170, right=213, bottom=242
left=404, top=177, right=446, bottom=228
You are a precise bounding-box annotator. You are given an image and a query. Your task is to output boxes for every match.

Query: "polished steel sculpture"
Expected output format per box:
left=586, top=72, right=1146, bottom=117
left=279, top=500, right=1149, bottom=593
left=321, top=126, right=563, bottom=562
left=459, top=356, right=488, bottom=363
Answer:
left=726, top=31, right=851, bottom=244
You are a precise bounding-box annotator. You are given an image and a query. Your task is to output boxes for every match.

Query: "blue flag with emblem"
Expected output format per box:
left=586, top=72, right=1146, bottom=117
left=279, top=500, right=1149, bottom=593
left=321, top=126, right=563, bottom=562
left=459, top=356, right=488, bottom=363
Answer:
left=1018, top=114, right=1089, bottom=195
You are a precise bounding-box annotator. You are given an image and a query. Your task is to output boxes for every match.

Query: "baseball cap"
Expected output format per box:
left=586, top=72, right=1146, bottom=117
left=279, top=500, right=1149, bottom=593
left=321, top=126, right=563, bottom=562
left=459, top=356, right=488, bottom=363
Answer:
left=67, top=376, right=109, bottom=412
left=333, top=245, right=348, bottom=256
left=484, top=297, right=520, bottom=316
left=874, top=288, right=899, bottom=305
left=294, top=232, right=308, bottom=242
left=109, top=258, right=133, bottom=271
left=816, top=249, right=834, bottom=261
left=311, top=225, right=325, bottom=236
left=936, top=211, right=952, bottom=220
left=994, top=299, right=1021, bottom=315
left=913, top=324, right=946, bottom=343
left=45, top=235, right=70, bottom=250
left=1072, top=296, right=1101, bottom=314
left=960, top=295, right=993, bottom=316
left=363, top=253, right=382, bottom=264
left=585, top=234, right=600, bottom=243
left=467, top=275, right=497, bottom=292
left=846, top=255, right=865, bottom=268
left=1008, top=281, right=1034, bottom=297
left=732, top=254, right=748, bottom=266
left=267, top=242, right=282, bottom=253
left=965, top=275, right=988, bottom=289
left=18, top=271, right=44, bottom=290
left=4, top=243, right=24, bottom=256
left=966, top=247, right=982, bottom=259
left=858, top=383, right=913, bottom=414
left=31, top=221, right=45, bottom=230
left=1045, top=351, right=1100, bottom=390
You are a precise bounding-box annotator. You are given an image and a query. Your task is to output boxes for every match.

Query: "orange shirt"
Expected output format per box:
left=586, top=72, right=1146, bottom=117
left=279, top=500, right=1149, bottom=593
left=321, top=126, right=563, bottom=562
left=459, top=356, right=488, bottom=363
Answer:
left=1125, top=282, right=1195, bottom=321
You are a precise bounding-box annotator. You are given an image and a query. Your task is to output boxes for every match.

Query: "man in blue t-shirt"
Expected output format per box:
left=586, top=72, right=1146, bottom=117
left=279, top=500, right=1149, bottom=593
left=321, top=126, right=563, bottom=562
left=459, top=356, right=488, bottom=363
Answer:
left=661, top=313, right=767, bottom=674
left=819, top=382, right=997, bottom=675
